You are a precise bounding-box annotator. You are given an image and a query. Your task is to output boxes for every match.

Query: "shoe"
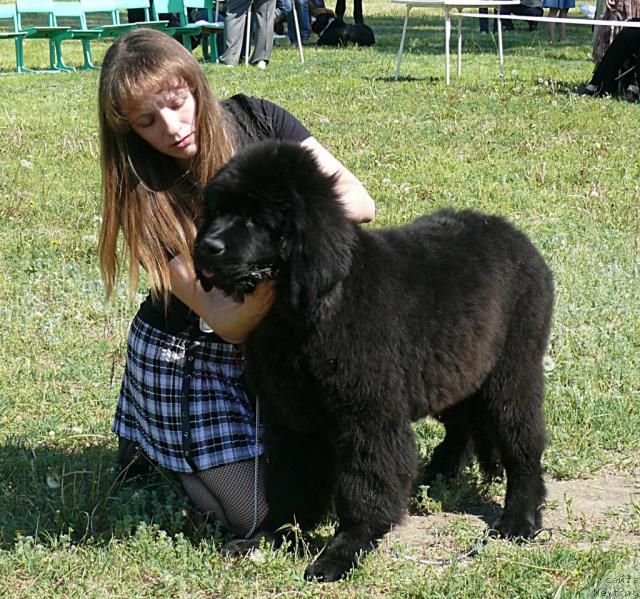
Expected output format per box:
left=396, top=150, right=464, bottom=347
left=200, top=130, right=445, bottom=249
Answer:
left=255, top=60, right=267, bottom=70
left=480, top=30, right=489, bottom=35
left=625, top=84, right=639, bottom=100
left=584, top=83, right=599, bottom=96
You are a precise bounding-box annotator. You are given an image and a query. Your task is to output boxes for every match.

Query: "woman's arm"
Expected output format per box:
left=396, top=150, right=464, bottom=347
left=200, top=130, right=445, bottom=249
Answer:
left=169, top=254, right=276, bottom=344
left=300, top=137, right=375, bottom=223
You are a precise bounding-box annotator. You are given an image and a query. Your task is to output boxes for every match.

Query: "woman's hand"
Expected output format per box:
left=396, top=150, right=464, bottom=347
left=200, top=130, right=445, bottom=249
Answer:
left=169, top=255, right=277, bottom=344
left=211, top=280, right=277, bottom=343
left=605, top=0, right=617, bottom=10
left=300, top=137, right=375, bottom=223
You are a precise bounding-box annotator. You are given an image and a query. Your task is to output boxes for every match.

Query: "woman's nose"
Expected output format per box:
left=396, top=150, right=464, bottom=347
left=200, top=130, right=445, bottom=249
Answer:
left=158, top=108, right=181, bottom=135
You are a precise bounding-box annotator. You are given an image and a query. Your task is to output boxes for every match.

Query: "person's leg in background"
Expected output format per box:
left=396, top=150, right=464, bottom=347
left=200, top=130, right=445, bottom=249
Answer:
left=220, top=0, right=253, bottom=65
left=250, top=0, right=277, bottom=65
left=527, top=7, right=544, bottom=31
left=288, top=0, right=310, bottom=44
left=511, top=5, right=544, bottom=31
left=498, top=7, right=514, bottom=31
left=479, top=8, right=489, bottom=33
left=274, top=0, right=291, bottom=34
left=352, top=0, right=363, bottom=24
left=558, top=7, right=569, bottom=41
left=546, top=6, right=559, bottom=42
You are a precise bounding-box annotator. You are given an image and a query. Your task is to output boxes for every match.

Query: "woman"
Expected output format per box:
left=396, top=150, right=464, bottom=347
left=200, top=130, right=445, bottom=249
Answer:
left=98, top=28, right=374, bottom=538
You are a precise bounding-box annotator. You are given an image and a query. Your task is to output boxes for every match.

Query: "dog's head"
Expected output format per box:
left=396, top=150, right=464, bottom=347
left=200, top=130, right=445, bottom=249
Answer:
left=194, top=141, right=355, bottom=315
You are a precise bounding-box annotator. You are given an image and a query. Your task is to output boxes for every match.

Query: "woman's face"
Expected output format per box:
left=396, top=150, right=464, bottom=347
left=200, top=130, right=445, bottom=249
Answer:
left=127, top=86, right=198, bottom=168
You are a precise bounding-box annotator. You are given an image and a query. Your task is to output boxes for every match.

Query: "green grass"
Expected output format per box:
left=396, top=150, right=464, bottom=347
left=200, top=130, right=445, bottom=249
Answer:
left=1, top=2, right=639, bottom=596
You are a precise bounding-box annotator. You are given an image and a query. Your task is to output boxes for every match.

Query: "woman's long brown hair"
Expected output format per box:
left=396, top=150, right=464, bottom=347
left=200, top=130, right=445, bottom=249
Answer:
left=98, top=28, right=235, bottom=303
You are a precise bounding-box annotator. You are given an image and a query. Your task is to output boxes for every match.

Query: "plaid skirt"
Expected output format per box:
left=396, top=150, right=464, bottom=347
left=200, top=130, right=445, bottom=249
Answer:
left=113, top=315, right=264, bottom=473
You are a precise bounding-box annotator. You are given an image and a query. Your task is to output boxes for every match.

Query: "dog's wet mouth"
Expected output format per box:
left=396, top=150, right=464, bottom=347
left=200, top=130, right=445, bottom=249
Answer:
left=196, top=263, right=279, bottom=295
left=199, top=267, right=215, bottom=279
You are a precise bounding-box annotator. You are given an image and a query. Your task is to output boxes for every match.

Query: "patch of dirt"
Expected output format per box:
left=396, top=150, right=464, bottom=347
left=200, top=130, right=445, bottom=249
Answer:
left=386, top=474, right=640, bottom=560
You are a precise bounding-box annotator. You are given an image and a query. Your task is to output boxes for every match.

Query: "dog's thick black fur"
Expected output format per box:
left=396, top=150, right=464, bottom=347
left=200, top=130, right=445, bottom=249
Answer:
left=193, top=141, right=554, bottom=582
left=313, top=14, right=375, bottom=46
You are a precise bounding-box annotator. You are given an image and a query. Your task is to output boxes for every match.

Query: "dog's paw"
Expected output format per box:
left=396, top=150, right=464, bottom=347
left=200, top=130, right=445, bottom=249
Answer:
left=304, top=555, right=353, bottom=582
left=490, top=514, right=537, bottom=540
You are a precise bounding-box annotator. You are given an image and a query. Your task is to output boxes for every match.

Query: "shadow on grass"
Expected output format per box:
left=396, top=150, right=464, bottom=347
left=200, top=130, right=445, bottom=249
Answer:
left=0, top=440, right=224, bottom=550
left=411, top=466, right=503, bottom=528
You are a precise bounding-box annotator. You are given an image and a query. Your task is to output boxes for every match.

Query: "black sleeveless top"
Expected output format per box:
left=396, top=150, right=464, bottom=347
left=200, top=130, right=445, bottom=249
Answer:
left=136, top=94, right=311, bottom=339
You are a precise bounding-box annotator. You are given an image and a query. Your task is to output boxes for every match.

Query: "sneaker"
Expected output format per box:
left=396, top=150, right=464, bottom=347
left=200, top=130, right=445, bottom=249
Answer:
left=584, top=83, right=599, bottom=96
left=625, top=84, right=639, bottom=100
left=255, top=60, right=267, bottom=70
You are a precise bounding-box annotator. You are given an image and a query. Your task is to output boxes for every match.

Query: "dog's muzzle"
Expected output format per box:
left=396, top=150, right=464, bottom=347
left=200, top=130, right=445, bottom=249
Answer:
left=195, top=263, right=279, bottom=295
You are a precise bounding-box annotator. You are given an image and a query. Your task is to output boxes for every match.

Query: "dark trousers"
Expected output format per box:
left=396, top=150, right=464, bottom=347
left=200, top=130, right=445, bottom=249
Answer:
left=335, top=0, right=363, bottom=24
left=479, top=8, right=491, bottom=33
left=589, top=25, right=640, bottom=95
left=498, top=5, right=543, bottom=31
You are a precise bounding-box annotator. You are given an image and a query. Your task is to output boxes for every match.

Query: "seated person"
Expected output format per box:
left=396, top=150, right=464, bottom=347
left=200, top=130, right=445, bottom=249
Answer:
left=499, top=0, right=544, bottom=31
left=585, top=24, right=640, bottom=98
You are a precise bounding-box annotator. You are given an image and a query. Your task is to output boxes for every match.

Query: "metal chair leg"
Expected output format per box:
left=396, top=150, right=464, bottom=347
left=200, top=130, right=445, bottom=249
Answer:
left=290, top=0, right=304, bottom=64
left=394, top=5, right=411, bottom=80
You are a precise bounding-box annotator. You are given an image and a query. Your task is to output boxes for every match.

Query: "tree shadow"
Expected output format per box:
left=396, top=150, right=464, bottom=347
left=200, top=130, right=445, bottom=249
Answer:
left=0, top=439, right=224, bottom=549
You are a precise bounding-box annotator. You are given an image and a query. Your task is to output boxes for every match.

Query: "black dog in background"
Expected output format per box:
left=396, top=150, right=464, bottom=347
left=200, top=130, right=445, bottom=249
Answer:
left=313, top=12, right=375, bottom=46
left=194, top=141, right=554, bottom=582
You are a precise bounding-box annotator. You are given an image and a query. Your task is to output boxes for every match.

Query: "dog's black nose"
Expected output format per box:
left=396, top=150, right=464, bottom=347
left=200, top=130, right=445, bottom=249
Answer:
left=203, top=238, right=225, bottom=256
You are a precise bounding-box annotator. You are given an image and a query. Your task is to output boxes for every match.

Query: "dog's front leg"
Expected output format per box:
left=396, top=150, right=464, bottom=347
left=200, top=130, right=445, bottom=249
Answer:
left=262, top=425, right=337, bottom=532
left=304, top=421, right=417, bottom=582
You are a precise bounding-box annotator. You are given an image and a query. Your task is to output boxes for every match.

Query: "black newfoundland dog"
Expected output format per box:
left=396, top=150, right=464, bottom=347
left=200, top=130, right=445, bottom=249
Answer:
left=193, top=141, right=554, bottom=582
left=313, top=13, right=375, bottom=47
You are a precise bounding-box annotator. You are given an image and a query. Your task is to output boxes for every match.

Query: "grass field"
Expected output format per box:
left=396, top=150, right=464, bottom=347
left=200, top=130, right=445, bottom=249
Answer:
left=0, top=2, right=639, bottom=597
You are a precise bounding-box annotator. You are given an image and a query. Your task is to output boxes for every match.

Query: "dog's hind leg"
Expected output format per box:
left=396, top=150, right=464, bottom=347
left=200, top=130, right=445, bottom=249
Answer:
left=484, top=358, right=547, bottom=539
left=420, top=400, right=473, bottom=485
left=304, top=420, right=417, bottom=582
left=469, top=397, right=504, bottom=482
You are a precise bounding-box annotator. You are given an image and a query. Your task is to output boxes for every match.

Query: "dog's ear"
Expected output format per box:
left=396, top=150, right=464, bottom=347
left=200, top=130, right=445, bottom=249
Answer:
left=283, top=195, right=355, bottom=317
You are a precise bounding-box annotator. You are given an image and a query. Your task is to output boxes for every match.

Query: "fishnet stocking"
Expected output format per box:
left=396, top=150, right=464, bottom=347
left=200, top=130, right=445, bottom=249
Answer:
left=180, top=456, right=267, bottom=538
